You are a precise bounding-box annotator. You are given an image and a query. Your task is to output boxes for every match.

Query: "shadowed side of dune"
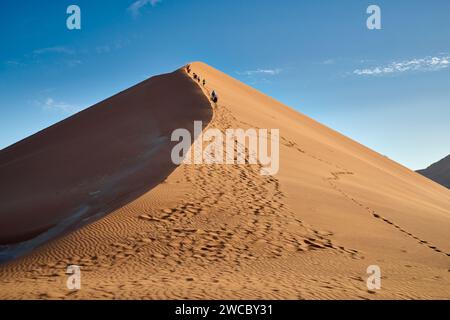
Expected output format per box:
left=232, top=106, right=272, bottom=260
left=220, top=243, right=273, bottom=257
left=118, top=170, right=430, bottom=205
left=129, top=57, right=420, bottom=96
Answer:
left=0, top=68, right=212, bottom=259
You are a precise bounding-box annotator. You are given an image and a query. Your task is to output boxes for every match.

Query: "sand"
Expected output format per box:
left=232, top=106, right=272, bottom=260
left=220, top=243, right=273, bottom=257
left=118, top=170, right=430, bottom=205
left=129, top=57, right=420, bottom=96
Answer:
left=0, top=62, right=449, bottom=299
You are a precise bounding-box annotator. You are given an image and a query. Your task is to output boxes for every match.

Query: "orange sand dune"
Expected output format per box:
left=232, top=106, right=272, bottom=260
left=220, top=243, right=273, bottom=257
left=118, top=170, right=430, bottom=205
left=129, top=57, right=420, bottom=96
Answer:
left=0, top=69, right=211, bottom=252
left=0, top=62, right=449, bottom=299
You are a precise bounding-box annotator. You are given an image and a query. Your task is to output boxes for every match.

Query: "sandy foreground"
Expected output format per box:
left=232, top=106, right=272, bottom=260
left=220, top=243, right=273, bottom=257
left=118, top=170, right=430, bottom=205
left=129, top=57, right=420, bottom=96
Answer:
left=0, top=62, right=449, bottom=299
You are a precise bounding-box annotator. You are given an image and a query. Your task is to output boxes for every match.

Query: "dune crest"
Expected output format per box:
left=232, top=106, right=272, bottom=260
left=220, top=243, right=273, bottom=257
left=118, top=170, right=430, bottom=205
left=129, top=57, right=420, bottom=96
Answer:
left=0, top=62, right=449, bottom=299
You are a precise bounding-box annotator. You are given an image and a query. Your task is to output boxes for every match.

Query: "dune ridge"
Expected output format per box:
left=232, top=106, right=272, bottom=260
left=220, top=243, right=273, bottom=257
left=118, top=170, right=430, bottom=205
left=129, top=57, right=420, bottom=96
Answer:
left=0, top=62, right=449, bottom=299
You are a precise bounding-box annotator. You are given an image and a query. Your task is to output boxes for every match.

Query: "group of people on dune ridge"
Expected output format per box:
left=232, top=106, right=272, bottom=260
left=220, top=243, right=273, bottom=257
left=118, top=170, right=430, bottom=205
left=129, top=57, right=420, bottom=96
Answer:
left=186, top=64, right=218, bottom=104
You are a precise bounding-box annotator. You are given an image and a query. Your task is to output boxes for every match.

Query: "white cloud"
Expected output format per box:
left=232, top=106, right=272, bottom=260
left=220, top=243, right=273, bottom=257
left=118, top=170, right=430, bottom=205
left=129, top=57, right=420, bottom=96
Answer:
left=237, top=68, right=282, bottom=76
left=94, top=39, right=129, bottom=54
left=4, top=60, right=25, bottom=67
left=354, top=55, right=450, bottom=76
left=39, top=97, right=80, bottom=113
left=33, top=46, right=75, bottom=55
left=128, top=0, right=161, bottom=17
left=96, top=45, right=111, bottom=54
left=53, top=59, right=82, bottom=68
left=322, top=59, right=335, bottom=65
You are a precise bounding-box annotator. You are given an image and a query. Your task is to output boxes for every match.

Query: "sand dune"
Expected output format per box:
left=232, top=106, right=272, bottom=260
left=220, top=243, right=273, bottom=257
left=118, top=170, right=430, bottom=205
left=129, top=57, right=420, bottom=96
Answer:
left=418, top=155, right=450, bottom=189
left=0, top=69, right=211, bottom=257
left=0, top=62, right=449, bottom=299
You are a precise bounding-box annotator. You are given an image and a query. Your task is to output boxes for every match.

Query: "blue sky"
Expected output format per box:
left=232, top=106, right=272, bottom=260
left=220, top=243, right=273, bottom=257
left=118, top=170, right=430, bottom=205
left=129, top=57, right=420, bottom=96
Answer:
left=1, top=0, right=449, bottom=169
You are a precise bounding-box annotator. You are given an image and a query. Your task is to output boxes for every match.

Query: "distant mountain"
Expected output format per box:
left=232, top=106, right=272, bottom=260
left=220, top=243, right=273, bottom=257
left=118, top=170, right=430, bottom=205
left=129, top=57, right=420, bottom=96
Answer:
left=417, top=155, right=450, bottom=188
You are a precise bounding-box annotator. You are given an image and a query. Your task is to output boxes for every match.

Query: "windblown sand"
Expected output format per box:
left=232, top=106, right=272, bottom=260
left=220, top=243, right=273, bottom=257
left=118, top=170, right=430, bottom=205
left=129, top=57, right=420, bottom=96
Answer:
left=0, top=62, right=449, bottom=299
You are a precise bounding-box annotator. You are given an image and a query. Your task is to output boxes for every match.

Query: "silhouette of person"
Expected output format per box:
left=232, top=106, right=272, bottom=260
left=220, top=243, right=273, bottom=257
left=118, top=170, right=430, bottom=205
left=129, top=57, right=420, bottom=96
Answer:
left=211, top=90, right=218, bottom=103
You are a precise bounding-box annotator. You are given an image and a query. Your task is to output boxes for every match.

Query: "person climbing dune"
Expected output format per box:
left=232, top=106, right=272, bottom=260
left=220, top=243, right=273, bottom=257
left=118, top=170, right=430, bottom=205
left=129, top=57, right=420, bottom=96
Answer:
left=211, top=90, right=218, bottom=103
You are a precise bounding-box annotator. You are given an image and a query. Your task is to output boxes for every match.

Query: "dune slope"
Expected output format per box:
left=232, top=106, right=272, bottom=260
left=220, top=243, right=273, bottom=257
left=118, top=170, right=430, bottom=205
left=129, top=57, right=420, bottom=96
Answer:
left=0, top=69, right=212, bottom=259
left=0, top=62, right=449, bottom=299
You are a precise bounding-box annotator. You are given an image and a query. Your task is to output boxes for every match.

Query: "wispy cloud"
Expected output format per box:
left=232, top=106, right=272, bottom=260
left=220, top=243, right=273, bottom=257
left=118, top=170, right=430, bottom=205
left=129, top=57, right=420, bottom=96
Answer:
left=95, top=39, right=129, bottom=55
left=33, top=46, right=75, bottom=55
left=38, top=97, right=80, bottom=113
left=4, top=46, right=79, bottom=69
left=128, top=0, right=161, bottom=17
left=322, top=59, right=335, bottom=65
left=96, top=45, right=111, bottom=54
left=237, top=68, right=282, bottom=76
left=4, top=60, right=25, bottom=67
left=64, top=59, right=82, bottom=68
left=354, top=54, right=450, bottom=76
